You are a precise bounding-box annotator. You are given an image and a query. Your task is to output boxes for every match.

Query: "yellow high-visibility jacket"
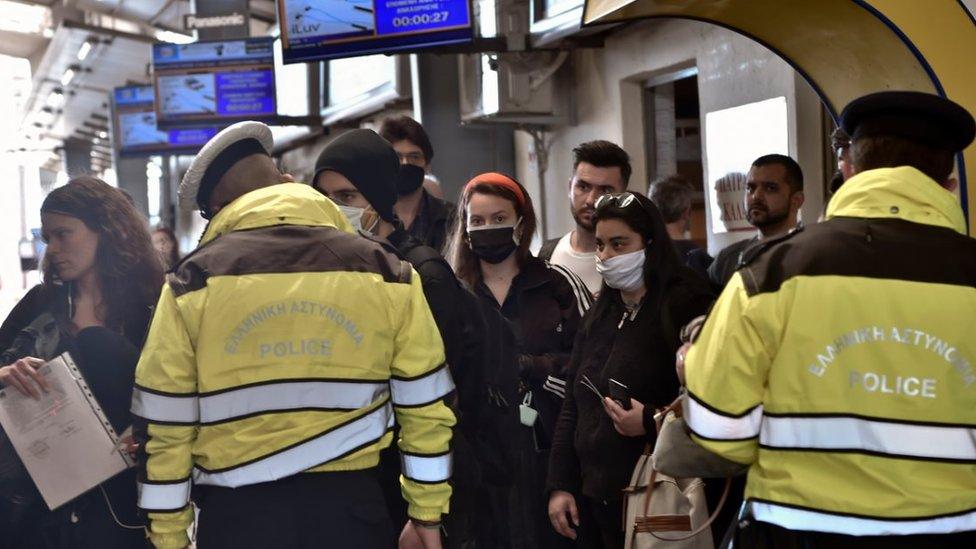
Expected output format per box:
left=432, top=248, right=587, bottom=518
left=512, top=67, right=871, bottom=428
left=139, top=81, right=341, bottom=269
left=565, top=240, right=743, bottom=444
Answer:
left=685, top=167, right=976, bottom=536
left=132, top=183, right=456, bottom=549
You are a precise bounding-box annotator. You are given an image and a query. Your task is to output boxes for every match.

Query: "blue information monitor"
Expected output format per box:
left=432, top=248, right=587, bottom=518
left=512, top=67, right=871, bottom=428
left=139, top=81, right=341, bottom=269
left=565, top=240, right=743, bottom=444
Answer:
left=151, top=37, right=277, bottom=128
left=277, top=0, right=472, bottom=63
left=112, top=85, right=219, bottom=156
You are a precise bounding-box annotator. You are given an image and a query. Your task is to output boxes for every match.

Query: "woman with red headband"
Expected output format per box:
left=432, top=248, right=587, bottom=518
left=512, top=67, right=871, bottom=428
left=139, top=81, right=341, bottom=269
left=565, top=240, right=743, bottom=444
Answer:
left=447, top=173, right=591, bottom=548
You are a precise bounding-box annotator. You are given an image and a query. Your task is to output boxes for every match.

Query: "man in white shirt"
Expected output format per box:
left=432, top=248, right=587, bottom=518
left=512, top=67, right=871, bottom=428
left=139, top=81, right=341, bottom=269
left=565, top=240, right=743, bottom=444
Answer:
left=538, top=140, right=630, bottom=297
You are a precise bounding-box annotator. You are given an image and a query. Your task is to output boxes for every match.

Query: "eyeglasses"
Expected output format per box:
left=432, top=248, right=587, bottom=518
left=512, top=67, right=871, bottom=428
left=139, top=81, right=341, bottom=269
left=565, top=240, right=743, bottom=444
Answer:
left=595, top=192, right=638, bottom=211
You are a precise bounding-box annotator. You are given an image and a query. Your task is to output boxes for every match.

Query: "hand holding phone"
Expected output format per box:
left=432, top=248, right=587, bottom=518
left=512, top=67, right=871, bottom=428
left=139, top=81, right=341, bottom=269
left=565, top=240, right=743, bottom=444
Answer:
left=608, top=378, right=631, bottom=410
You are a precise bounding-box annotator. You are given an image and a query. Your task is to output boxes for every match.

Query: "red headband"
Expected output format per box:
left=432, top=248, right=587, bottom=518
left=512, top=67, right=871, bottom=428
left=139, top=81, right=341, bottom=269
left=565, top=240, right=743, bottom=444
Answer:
left=463, top=172, right=526, bottom=208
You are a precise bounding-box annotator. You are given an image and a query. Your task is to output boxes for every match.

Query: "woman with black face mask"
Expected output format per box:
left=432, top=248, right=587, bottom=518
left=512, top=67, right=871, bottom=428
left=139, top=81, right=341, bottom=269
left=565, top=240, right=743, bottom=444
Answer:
left=546, top=192, right=714, bottom=548
left=447, top=173, right=591, bottom=549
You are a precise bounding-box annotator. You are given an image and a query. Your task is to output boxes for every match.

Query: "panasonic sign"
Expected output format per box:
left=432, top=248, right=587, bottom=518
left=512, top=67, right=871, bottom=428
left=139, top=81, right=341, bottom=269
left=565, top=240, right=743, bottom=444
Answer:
left=184, top=13, right=246, bottom=30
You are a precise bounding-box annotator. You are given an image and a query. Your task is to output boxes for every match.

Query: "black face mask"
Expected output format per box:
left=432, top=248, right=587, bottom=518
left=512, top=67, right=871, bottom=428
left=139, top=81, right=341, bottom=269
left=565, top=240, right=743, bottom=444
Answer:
left=467, top=226, right=518, bottom=264
left=395, top=164, right=426, bottom=196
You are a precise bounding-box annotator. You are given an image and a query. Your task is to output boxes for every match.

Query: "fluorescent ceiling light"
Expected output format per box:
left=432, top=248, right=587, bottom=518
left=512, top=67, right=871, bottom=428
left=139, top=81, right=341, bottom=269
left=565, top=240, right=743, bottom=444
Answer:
left=60, top=68, right=76, bottom=86
left=0, top=1, right=50, bottom=35
left=98, top=130, right=108, bottom=139
left=35, top=109, right=55, bottom=125
left=45, top=90, right=64, bottom=108
left=77, top=41, right=92, bottom=60
left=155, top=29, right=195, bottom=44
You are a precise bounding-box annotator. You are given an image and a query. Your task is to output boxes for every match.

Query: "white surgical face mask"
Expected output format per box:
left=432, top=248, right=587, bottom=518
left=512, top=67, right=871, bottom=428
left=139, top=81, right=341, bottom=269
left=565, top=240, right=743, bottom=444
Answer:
left=595, top=249, right=646, bottom=292
left=337, top=204, right=365, bottom=232
left=337, top=203, right=378, bottom=233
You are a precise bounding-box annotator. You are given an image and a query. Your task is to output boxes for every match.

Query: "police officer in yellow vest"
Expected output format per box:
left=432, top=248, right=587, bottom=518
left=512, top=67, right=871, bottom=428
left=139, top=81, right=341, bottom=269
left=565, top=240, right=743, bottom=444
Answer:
left=131, top=121, right=455, bottom=549
left=683, top=91, right=976, bottom=548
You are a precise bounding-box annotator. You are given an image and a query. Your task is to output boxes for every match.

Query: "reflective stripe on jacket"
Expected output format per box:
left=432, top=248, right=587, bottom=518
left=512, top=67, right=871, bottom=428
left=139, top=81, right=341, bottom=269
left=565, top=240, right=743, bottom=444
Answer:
left=132, top=183, right=456, bottom=549
left=685, top=167, right=976, bottom=536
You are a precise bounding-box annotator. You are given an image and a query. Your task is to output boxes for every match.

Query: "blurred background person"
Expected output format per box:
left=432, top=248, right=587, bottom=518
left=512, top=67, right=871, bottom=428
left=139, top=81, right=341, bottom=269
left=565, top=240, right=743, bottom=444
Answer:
left=648, top=175, right=713, bottom=280
left=150, top=226, right=180, bottom=271
left=380, top=116, right=455, bottom=253
left=447, top=173, right=590, bottom=548
left=0, top=176, right=163, bottom=549
left=546, top=191, right=712, bottom=547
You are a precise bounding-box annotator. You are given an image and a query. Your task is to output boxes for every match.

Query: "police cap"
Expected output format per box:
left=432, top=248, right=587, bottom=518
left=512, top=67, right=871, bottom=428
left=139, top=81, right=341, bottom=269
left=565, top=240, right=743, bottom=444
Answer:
left=179, top=121, right=274, bottom=219
left=840, top=91, right=975, bottom=153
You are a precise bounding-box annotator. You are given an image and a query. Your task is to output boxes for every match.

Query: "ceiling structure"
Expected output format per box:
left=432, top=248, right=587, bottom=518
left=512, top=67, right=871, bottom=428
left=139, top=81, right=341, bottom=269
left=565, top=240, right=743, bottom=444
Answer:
left=7, top=0, right=276, bottom=174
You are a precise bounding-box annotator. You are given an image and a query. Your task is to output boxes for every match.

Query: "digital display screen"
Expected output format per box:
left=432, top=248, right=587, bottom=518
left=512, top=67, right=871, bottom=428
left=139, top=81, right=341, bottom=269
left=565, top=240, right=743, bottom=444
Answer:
left=151, top=37, right=277, bottom=127
left=112, top=85, right=219, bottom=155
left=277, top=0, right=472, bottom=63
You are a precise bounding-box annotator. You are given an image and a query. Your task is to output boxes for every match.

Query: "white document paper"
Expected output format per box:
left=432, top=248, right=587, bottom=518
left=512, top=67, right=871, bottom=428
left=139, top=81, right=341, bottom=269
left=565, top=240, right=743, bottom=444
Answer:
left=0, top=353, right=132, bottom=510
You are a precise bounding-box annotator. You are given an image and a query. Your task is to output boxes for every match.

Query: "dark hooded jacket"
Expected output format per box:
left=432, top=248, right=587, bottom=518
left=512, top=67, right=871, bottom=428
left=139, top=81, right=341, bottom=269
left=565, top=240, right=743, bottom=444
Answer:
left=0, top=284, right=151, bottom=548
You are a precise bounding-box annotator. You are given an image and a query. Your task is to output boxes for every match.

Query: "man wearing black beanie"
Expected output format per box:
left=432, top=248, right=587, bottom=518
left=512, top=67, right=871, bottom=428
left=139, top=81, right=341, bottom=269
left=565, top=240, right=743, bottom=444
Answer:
left=313, top=130, right=485, bottom=549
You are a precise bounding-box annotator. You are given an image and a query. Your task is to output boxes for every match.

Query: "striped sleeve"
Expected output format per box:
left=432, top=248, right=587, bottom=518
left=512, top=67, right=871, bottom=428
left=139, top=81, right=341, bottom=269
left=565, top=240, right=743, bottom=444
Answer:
left=684, top=272, right=771, bottom=464
left=131, top=284, right=199, bottom=549
left=389, top=268, right=457, bottom=522
left=548, top=263, right=593, bottom=316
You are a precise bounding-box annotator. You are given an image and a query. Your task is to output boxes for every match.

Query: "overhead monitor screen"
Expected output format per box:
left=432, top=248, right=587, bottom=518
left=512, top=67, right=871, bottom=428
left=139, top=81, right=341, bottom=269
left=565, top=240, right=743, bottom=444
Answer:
left=112, top=85, right=219, bottom=155
left=151, top=37, right=277, bottom=127
left=277, top=0, right=473, bottom=63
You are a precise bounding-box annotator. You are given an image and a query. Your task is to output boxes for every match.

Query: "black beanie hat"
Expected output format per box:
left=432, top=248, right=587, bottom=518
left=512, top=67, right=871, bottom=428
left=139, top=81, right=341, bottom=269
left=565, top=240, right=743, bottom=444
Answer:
left=313, top=129, right=400, bottom=222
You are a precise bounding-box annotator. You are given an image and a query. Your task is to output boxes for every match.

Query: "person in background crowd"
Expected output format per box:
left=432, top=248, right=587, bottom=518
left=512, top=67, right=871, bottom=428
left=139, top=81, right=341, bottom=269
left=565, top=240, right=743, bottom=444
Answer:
left=151, top=226, right=180, bottom=270
left=133, top=121, right=455, bottom=549
left=648, top=175, right=713, bottom=279
left=0, top=176, right=163, bottom=549
left=313, top=129, right=484, bottom=549
left=380, top=116, right=455, bottom=253
left=447, top=173, right=590, bottom=548
left=682, top=91, right=976, bottom=548
left=707, top=154, right=805, bottom=289
left=538, top=141, right=630, bottom=298
left=546, top=191, right=712, bottom=548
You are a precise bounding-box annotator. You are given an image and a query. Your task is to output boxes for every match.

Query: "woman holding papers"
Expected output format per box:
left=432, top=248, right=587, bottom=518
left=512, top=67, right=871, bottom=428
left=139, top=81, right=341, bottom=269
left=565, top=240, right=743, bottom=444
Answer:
left=0, top=176, right=163, bottom=548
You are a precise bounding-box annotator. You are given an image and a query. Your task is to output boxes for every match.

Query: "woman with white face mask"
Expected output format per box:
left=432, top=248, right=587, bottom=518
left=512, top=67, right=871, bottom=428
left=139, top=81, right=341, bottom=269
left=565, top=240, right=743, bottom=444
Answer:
left=547, top=191, right=713, bottom=548
left=446, top=173, right=591, bottom=549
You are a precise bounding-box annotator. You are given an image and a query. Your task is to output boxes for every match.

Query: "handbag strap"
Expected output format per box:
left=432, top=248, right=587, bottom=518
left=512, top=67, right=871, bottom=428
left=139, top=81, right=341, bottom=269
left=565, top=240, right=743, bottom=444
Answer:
left=644, top=476, right=733, bottom=542
left=640, top=393, right=734, bottom=542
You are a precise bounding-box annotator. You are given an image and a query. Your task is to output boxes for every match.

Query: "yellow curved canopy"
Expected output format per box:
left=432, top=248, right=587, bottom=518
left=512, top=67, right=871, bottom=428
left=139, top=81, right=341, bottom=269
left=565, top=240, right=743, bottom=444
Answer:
left=583, top=0, right=976, bottom=233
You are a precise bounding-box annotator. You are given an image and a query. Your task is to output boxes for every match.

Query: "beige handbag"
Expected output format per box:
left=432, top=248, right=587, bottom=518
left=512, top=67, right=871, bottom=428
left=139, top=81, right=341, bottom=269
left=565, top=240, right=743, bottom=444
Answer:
left=622, top=398, right=730, bottom=549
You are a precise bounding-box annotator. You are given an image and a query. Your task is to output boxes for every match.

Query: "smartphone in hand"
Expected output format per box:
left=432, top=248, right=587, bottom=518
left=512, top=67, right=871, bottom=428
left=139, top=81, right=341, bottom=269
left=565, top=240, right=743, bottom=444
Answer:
left=608, top=378, right=631, bottom=410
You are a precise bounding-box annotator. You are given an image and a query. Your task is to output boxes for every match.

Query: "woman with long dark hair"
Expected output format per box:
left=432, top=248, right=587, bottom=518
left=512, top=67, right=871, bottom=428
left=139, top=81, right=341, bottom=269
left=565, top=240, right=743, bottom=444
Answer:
left=0, top=176, right=164, bottom=548
left=447, top=173, right=591, bottom=548
left=151, top=226, right=181, bottom=270
left=546, top=192, right=713, bottom=548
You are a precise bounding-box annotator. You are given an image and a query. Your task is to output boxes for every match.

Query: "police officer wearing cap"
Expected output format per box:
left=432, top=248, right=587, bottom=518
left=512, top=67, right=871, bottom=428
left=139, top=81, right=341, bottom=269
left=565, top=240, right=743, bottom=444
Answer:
left=681, top=91, right=976, bottom=548
left=131, top=122, right=456, bottom=549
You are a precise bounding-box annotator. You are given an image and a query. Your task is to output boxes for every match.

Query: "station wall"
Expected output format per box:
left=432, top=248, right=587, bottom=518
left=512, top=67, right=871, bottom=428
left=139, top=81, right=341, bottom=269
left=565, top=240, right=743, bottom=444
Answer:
left=518, top=18, right=826, bottom=255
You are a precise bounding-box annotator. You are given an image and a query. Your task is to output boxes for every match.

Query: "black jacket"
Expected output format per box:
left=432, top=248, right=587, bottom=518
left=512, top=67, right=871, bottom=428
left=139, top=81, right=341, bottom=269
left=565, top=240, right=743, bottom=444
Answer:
left=707, top=236, right=758, bottom=290
left=406, top=190, right=456, bottom=254
left=673, top=239, right=713, bottom=281
left=547, top=273, right=713, bottom=501
left=376, top=230, right=485, bottom=543
left=387, top=228, right=481, bottom=406
left=473, top=256, right=591, bottom=448
left=0, top=284, right=151, bottom=547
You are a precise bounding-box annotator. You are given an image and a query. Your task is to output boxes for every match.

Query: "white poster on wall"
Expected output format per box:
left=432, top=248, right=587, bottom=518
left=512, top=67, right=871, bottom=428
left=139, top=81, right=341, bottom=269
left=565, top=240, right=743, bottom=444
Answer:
left=704, top=96, right=789, bottom=233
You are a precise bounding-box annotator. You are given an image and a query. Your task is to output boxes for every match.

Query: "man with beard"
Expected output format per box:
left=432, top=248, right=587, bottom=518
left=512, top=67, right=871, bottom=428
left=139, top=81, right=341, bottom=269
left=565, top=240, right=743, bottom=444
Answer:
left=707, top=154, right=804, bottom=288
left=539, top=140, right=630, bottom=298
left=380, top=116, right=455, bottom=253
